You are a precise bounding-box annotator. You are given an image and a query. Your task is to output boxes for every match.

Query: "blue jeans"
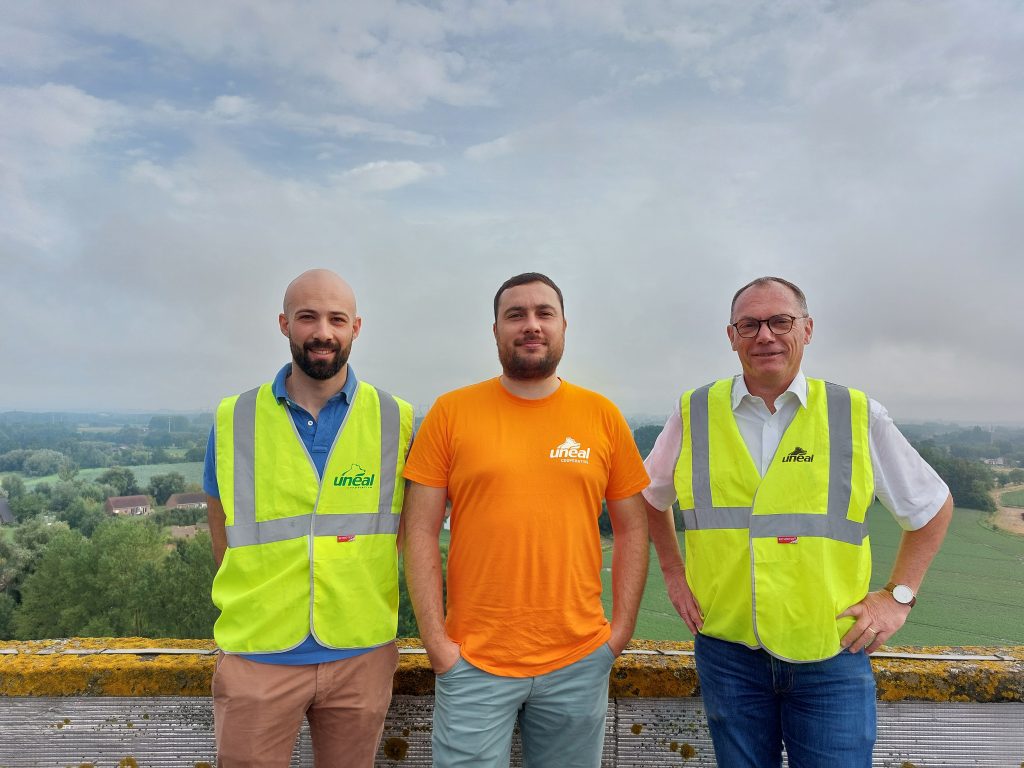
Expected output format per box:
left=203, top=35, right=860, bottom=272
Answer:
left=431, top=643, right=615, bottom=768
left=694, top=634, right=876, bottom=768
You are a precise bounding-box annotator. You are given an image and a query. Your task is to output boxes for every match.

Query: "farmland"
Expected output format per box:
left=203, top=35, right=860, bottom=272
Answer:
left=600, top=503, right=1024, bottom=645
left=24, top=462, right=204, bottom=490
left=1001, top=489, right=1024, bottom=508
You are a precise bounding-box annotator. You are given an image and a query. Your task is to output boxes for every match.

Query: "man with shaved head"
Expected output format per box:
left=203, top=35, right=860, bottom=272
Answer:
left=204, top=269, right=414, bottom=767
left=642, top=276, right=952, bottom=766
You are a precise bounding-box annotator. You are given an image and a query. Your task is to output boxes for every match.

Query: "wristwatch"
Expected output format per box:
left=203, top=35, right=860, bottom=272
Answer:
left=885, top=582, right=917, bottom=607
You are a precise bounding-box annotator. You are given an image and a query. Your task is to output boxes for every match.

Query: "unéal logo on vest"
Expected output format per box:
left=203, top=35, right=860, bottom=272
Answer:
left=333, top=463, right=376, bottom=488
left=781, top=446, right=814, bottom=463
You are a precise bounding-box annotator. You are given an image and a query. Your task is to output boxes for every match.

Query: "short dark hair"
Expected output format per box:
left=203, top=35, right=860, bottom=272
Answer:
left=730, top=276, right=808, bottom=320
left=493, top=272, right=565, bottom=320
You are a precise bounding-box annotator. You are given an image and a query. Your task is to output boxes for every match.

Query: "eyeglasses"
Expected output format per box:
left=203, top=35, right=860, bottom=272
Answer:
left=730, top=314, right=807, bottom=338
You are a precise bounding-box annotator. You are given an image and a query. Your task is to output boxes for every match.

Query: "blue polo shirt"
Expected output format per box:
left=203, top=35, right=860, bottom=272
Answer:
left=204, top=363, right=374, bottom=665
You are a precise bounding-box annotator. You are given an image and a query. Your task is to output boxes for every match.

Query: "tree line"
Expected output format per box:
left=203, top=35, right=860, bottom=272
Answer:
left=1, top=421, right=1016, bottom=642
left=0, top=414, right=210, bottom=478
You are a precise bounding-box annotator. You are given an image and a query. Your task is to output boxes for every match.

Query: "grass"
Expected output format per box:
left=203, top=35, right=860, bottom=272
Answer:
left=600, top=502, right=1024, bottom=645
left=1000, top=489, right=1024, bottom=508
left=22, top=462, right=204, bottom=490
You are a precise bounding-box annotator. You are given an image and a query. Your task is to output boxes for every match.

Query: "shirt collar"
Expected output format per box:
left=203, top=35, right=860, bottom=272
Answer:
left=272, top=363, right=359, bottom=406
left=731, top=370, right=808, bottom=411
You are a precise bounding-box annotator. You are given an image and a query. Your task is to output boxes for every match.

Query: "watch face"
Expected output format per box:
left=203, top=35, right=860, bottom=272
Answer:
left=892, top=584, right=915, bottom=604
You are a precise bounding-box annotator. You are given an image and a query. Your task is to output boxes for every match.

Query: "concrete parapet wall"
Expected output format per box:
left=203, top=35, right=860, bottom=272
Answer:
left=1, top=638, right=1022, bottom=702
left=1, top=639, right=1022, bottom=767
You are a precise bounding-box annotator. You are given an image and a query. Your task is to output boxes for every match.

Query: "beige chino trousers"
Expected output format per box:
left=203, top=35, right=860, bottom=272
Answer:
left=213, top=642, right=399, bottom=768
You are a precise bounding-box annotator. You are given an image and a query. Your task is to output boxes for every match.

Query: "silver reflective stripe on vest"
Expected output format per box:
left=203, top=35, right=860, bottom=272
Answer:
left=376, top=389, right=400, bottom=517
left=687, top=383, right=715, bottom=512
left=680, top=506, right=751, bottom=530
left=679, top=380, right=867, bottom=546
left=230, top=387, right=260, bottom=534
left=226, top=386, right=402, bottom=548
left=314, top=512, right=400, bottom=536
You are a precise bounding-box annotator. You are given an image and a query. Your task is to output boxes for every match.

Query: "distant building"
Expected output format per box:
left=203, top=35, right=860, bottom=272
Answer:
left=164, top=492, right=207, bottom=510
left=169, top=525, right=200, bottom=540
left=105, top=495, right=152, bottom=516
left=983, top=458, right=1006, bottom=466
left=0, top=497, right=13, bottom=525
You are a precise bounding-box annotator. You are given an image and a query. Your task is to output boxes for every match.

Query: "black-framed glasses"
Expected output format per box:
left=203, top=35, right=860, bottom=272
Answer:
left=730, top=314, right=807, bottom=338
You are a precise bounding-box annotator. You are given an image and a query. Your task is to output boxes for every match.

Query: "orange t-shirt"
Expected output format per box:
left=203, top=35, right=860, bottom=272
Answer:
left=403, top=378, right=649, bottom=677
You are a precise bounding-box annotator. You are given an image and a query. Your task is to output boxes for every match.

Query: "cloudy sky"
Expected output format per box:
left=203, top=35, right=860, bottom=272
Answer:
left=3, top=1, right=1022, bottom=423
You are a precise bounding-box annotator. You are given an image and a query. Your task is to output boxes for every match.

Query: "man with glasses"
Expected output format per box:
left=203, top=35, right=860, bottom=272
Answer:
left=642, top=276, right=952, bottom=766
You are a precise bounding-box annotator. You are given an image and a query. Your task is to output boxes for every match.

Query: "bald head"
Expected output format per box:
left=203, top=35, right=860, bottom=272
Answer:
left=283, top=269, right=357, bottom=318
left=279, top=269, right=362, bottom=383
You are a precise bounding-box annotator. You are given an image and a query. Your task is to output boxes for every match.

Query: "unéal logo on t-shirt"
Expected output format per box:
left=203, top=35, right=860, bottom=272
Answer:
left=549, top=436, right=591, bottom=464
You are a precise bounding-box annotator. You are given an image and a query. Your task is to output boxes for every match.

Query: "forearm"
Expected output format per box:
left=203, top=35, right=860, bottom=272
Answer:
left=643, top=497, right=684, bottom=577
left=206, top=496, right=227, bottom=567
left=400, top=483, right=451, bottom=653
left=607, top=495, right=650, bottom=650
left=404, top=529, right=449, bottom=650
left=888, top=493, right=953, bottom=590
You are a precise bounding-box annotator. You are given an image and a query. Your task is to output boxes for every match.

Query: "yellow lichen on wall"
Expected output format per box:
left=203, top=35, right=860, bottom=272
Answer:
left=873, top=646, right=1024, bottom=703
left=0, top=639, right=1020, bottom=702
left=0, top=638, right=216, bottom=697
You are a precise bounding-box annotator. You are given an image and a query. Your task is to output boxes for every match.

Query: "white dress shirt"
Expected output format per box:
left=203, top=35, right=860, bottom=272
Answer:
left=642, top=371, right=949, bottom=531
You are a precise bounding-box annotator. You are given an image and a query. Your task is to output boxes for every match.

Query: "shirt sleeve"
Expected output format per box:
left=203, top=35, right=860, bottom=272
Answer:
left=402, top=398, right=451, bottom=488
left=869, top=399, right=950, bottom=531
left=202, top=426, right=219, bottom=499
left=641, top=404, right=683, bottom=512
left=605, top=408, right=651, bottom=501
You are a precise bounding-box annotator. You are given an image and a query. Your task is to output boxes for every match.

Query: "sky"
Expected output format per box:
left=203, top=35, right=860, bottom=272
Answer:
left=3, top=1, right=1022, bottom=424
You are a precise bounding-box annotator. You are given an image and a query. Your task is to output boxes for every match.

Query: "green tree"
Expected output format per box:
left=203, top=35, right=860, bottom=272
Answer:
left=916, top=445, right=995, bottom=512
left=85, top=520, right=168, bottom=636
left=2, top=474, right=25, bottom=500
left=60, top=497, right=107, bottom=537
left=633, top=424, right=663, bottom=458
left=13, top=527, right=91, bottom=638
left=57, top=457, right=79, bottom=481
left=0, top=537, right=26, bottom=595
left=22, top=449, right=64, bottom=477
left=152, top=534, right=219, bottom=638
left=0, top=593, right=15, bottom=641
left=13, top=520, right=167, bottom=639
left=185, top=445, right=206, bottom=462
left=98, top=467, right=139, bottom=496
left=12, top=519, right=73, bottom=589
left=149, top=472, right=187, bottom=505
left=9, top=492, right=45, bottom=522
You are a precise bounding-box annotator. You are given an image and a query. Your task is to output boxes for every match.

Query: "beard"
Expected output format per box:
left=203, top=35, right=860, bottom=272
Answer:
left=498, top=336, right=564, bottom=380
left=290, top=337, right=351, bottom=381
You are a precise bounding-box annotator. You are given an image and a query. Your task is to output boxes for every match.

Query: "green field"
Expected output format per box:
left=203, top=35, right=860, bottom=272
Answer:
left=1001, top=489, right=1024, bottom=508
left=23, top=462, right=204, bottom=490
left=600, top=503, right=1024, bottom=645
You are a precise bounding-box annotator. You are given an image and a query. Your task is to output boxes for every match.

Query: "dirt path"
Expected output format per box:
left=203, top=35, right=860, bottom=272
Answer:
left=992, top=483, right=1024, bottom=536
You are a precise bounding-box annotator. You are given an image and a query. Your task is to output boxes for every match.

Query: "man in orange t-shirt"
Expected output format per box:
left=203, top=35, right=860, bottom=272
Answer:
left=403, top=272, right=650, bottom=768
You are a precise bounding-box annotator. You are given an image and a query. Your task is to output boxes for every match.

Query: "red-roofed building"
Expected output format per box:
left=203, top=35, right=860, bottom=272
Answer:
left=105, top=495, right=152, bottom=516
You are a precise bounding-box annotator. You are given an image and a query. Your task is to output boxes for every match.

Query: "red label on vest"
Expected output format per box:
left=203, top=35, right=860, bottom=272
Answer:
left=336, top=535, right=356, bottom=543
left=776, top=536, right=798, bottom=544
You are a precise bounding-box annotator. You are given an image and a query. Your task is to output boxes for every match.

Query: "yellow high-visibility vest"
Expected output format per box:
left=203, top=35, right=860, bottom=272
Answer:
left=212, top=380, right=413, bottom=653
left=673, top=377, right=874, bottom=661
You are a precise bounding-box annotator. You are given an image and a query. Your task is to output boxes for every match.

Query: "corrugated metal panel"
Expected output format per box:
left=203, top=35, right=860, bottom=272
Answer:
left=614, top=697, right=716, bottom=766
left=874, top=701, right=1024, bottom=767
left=0, top=696, right=1021, bottom=766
